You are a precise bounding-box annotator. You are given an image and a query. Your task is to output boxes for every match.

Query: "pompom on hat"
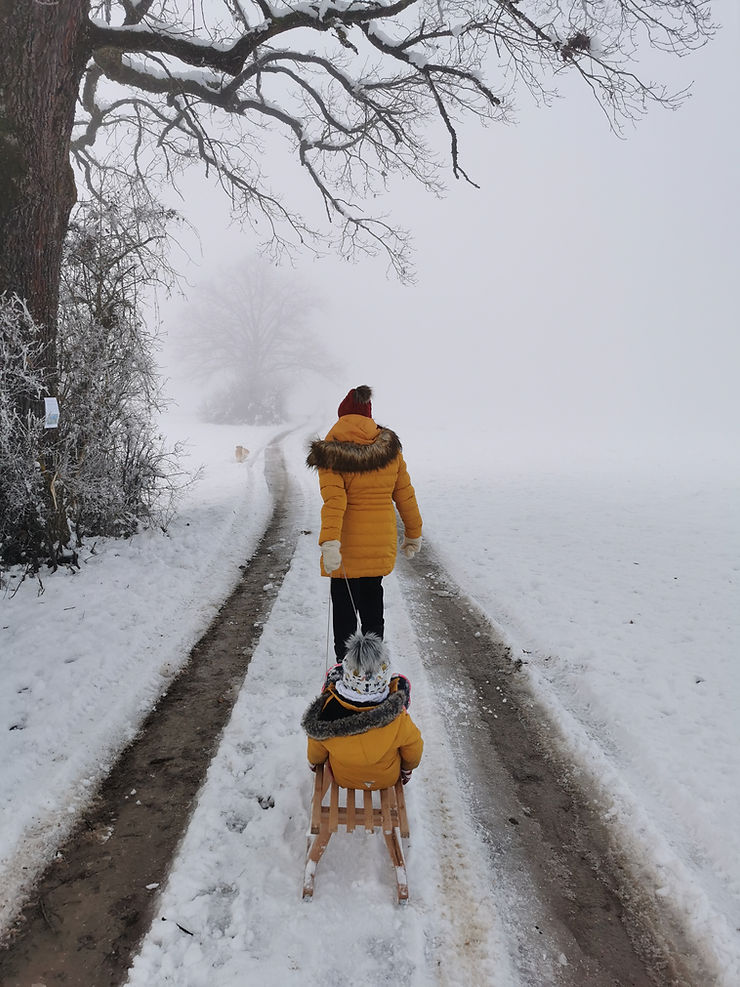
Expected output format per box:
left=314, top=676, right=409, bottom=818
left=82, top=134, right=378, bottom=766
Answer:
left=337, top=385, right=372, bottom=419
left=336, top=631, right=392, bottom=702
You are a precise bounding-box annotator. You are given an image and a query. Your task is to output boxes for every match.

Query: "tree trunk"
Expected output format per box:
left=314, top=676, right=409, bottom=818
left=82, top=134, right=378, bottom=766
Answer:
left=0, top=0, right=89, bottom=562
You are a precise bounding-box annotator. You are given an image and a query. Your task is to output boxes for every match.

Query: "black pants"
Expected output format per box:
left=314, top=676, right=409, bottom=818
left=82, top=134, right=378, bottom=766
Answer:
left=330, top=576, right=384, bottom=660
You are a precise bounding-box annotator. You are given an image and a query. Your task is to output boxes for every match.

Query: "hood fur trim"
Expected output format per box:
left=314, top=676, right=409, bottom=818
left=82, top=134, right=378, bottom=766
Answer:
left=302, top=690, right=406, bottom=740
left=306, top=428, right=401, bottom=473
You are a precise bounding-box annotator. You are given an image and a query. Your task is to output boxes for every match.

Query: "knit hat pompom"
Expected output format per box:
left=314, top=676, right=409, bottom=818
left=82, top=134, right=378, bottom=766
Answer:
left=338, top=631, right=391, bottom=701
left=338, top=385, right=372, bottom=419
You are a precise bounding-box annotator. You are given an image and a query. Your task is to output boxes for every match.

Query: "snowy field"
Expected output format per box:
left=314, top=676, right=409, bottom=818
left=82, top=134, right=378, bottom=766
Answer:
left=1, top=414, right=738, bottom=984
left=403, top=424, right=740, bottom=981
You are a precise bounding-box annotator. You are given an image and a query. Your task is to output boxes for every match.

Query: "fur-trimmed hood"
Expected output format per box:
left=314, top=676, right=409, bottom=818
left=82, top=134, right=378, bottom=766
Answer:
left=302, top=689, right=406, bottom=741
left=306, top=427, right=402, bottom=474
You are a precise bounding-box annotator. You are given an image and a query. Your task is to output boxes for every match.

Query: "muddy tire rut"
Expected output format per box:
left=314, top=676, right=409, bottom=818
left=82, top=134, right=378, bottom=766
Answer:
left=0, top=442, right=299, bottom=987
left=397, top=554, right=706, bottom=986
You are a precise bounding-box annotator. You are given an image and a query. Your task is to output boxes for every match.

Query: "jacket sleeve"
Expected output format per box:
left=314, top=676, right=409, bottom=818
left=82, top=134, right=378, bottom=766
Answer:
left=392, top=456, right=422, bottom=539
left=318, top=469, right=347, bottom=545
left=307, top=737, right=329, bottom=767
left=398, top=711, right=424, bottom=771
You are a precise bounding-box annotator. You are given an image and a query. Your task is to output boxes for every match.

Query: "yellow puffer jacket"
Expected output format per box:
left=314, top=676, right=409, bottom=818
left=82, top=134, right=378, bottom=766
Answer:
left=306, top=415, right=422, bottom=578
left=302, top=679, right=424, bottom=790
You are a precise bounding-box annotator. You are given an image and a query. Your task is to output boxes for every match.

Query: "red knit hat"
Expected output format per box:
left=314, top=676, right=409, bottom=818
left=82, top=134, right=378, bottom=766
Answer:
left=337, top=385, right=372, bottom=419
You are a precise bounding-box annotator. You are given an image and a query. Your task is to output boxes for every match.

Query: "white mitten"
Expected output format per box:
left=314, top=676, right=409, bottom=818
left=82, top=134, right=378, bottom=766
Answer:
left=401, top=535, right=422, bottom=559
left=321, top=540, right=342, bottom=573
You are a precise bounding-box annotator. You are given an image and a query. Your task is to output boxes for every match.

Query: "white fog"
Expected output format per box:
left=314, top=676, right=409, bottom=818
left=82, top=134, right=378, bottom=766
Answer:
left=157, top=6, right=738, bottom=455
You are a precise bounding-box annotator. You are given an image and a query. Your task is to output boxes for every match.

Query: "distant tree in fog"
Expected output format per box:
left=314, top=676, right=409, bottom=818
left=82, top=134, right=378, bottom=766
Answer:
left=178, top=259, right=334, bottom=425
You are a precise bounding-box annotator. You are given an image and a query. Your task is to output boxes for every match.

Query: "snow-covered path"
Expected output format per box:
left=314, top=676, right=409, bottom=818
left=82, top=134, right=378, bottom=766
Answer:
left=126, top=433, right=513, bottom=986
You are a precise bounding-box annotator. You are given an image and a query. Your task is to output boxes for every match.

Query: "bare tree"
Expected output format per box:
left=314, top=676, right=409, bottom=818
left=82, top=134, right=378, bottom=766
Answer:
left=177, top=257, right=334, bottom=424
left=0, top=0, right=715, bottom=558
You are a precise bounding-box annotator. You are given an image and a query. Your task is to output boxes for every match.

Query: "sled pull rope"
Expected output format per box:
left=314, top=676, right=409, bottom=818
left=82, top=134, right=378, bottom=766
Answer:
left=325, top=563, right=359, bottom=671
left=325, top=582, right=333, bottom=672
left=340, top=562, right=358, bottom=620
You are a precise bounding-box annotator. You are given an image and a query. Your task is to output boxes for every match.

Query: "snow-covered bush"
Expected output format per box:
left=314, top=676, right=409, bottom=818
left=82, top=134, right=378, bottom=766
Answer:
left=57, top=193, right=186, bottom=540
left=0, top=191, right=188, bottom=568
left=57, top=305, right=183, bottom=540
left=0, top=295, right=49, bottom=564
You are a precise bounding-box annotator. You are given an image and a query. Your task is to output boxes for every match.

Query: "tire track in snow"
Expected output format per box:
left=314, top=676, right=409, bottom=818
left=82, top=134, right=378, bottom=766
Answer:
left=384, top=573, right=513, bottom=985
left=395, top=550, right=701, bottom=986
left=0, top=439, right=301, bottom=986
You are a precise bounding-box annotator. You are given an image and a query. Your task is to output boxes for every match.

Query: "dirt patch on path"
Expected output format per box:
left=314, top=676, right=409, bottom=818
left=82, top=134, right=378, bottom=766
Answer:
left=398, top=554, right=706, bottom=987
left=0, top=442, right=299, bottom=987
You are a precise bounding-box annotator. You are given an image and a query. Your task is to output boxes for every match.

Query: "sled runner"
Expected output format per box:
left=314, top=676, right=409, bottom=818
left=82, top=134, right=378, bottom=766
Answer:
left=302, top=763, right=410, bottom=903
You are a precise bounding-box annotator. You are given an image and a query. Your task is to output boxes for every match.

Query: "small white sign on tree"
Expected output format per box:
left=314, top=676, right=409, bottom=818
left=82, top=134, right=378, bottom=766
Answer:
left=44, top=397, right=60, bottom=429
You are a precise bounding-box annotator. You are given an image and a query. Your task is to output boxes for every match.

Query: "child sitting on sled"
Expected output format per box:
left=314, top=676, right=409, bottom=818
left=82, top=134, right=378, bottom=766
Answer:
left=301, top=631, right=423, bottom=791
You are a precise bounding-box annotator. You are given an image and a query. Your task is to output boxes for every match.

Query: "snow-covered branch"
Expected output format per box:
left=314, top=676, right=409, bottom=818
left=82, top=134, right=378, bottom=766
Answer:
left=71, top=0, right=715, bottom=275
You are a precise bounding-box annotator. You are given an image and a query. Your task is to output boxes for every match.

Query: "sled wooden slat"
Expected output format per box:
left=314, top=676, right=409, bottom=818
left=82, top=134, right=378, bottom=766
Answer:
left=346, top=789, right=356, bottom=832
left=303, top=764, right=410, bottom=904
left=395, top=780, right=410, bottom=838
left=310, top=777, right=323, bottom=835
left=329, top=777, right=339, bottom=831
left=363, top=789, right=374, bottom=831
left=380, top=787, right=392, bottom=833
left=309, top=763, right=332, bottom=834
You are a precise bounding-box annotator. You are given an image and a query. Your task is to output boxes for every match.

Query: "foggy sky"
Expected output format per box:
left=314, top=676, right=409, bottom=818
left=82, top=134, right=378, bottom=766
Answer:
left=159, top=6, right=739, bottom=449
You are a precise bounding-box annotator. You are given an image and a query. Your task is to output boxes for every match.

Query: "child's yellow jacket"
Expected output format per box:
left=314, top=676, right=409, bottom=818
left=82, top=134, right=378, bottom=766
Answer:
left=302, top=680, right=423, bottom=790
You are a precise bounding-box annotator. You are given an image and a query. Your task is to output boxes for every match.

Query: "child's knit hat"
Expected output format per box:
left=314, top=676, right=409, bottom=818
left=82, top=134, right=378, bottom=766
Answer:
left=336, top=631, right=391, bottom=702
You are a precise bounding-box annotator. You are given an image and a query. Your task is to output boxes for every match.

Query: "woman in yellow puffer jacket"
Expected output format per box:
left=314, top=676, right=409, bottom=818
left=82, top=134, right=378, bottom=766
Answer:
left=302, top=631, right=423, bottom=790
left=306, top=385, right=423, bottom=659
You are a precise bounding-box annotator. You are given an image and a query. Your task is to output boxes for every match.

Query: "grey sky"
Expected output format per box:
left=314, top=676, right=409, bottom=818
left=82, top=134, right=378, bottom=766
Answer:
left=161, top=5, right=739, bottom=446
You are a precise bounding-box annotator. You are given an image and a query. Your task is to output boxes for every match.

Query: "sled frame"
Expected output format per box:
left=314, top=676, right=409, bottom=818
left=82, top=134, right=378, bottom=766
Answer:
left=302, top=763, right=410, bottom=903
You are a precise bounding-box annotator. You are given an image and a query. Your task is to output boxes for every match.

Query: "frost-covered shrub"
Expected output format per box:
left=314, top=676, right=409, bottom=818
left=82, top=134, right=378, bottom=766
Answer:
left=0, top=295, right=51, bottom=564
left=1, top=190, right=188, bottom=568
left=57, top=307, right=182, bottom=538
left=57, top=194, right=185, bottom=540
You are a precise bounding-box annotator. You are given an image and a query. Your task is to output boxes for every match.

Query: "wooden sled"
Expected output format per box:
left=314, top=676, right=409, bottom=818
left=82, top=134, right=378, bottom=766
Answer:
left=302, top=763, right=410, bottom=903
